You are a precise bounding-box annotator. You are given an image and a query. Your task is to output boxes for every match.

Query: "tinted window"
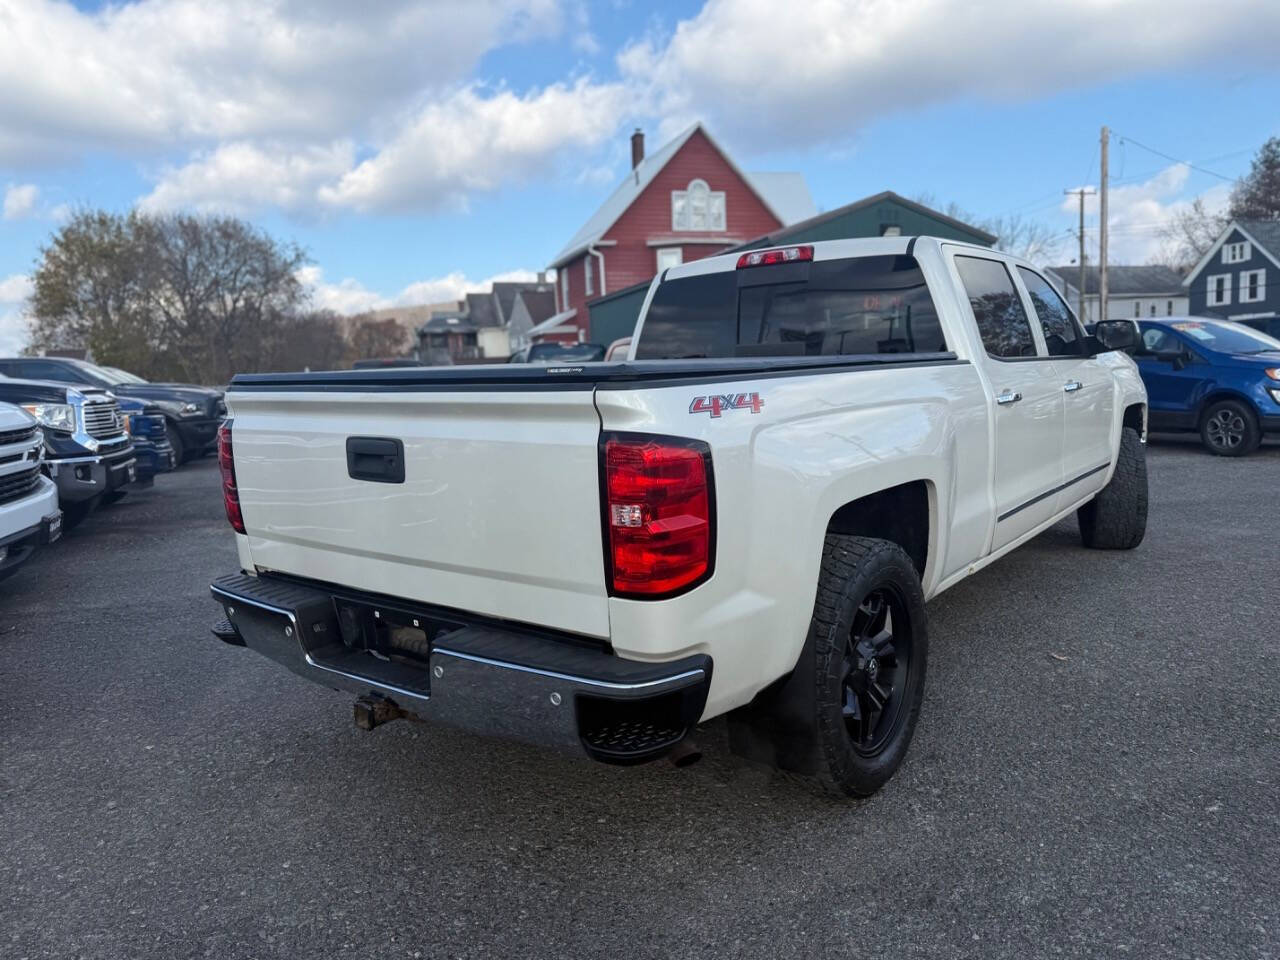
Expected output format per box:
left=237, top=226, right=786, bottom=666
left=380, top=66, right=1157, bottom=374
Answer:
left=1017, top=267, right=1082, bottom=357
left=635, top=255, right=947, bottom=360
left=26, top=360, right=84, bottom=383
left=954, top=256, right=1038, bottom=359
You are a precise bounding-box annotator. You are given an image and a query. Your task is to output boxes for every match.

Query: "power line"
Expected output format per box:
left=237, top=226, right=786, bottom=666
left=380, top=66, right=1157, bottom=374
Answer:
left=1112, top=133, right=1239, bottom=182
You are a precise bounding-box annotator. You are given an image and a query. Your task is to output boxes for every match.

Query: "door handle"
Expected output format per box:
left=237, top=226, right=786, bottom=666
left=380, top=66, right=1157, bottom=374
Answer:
left=995, top=390, right=1023, bottom=405
left=1064, top=380, right=1082, bottom=393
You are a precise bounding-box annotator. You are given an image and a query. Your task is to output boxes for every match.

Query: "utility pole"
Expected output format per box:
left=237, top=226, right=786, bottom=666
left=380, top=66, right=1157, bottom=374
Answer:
left=1064, top=187, right=1096, bottom=322
left=1099, top=125, right=1109, bottom=324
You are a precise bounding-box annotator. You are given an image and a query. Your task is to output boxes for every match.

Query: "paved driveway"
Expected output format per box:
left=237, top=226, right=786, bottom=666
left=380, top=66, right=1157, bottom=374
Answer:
left=3, top=439, right=1277, bottom=959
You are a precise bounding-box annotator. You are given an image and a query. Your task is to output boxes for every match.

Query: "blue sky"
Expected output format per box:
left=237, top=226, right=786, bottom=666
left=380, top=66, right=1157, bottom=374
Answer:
left=2, top=0, right=1278, bottom=350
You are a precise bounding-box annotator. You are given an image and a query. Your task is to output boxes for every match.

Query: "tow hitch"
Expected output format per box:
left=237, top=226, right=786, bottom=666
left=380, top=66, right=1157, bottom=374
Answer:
left=353, top=693, right=417, bottom=731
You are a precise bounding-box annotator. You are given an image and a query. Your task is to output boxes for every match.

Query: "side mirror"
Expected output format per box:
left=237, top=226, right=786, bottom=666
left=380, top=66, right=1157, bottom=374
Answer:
left=1092, top=319, right=1139, bottom=354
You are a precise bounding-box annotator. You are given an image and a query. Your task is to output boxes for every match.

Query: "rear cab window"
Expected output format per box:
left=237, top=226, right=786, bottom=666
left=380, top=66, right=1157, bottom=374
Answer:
left=634, top=254, right=949, bottom=360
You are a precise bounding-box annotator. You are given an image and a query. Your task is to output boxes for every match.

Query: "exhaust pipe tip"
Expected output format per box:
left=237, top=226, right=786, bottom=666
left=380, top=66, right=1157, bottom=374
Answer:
left=667, top=737, right=702, bottom=768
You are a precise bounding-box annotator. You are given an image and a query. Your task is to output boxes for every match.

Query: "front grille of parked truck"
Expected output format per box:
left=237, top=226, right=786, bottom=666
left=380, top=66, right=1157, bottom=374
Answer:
left=81, top=397, right=125, bottom=439
left=0, top=424, right=38, bottom=448
left=0, top=464, right=42, bottom=505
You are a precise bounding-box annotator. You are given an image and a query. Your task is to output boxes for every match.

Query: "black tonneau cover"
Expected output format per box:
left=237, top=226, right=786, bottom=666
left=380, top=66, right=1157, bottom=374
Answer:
left=229, top=352, right=960, bottom=392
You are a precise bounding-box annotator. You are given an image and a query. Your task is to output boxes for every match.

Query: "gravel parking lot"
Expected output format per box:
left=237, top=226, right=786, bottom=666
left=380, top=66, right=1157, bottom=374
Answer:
left=3, top=438, right=1278, bottom=960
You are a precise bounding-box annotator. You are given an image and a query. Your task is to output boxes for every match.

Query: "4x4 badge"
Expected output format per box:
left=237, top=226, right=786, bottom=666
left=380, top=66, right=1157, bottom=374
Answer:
left=689, top=392, right=764, bottom=418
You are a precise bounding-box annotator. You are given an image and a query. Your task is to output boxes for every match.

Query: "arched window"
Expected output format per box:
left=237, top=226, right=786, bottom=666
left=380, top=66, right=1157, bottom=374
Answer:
left=672, top=178, right=726, bottom=231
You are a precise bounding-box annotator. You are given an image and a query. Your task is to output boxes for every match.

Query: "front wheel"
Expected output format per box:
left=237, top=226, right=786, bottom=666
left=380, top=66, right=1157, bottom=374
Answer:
left=1078, top=426, right=1147, bottom=549
left=165, top=422, right=186, bottom=465
left=1199, top=399, right=1260, bottom=457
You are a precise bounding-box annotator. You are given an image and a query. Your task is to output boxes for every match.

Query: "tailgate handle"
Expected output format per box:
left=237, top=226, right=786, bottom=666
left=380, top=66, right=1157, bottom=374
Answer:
left=346, top=437, right=405, bottom=484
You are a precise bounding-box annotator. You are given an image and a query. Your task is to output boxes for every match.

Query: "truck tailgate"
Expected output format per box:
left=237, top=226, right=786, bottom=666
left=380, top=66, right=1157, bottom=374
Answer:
left=227, top=388, right=610, bottom=638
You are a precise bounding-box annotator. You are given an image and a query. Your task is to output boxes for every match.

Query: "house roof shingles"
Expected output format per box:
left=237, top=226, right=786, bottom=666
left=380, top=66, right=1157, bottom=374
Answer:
left=1046, top=264, right=1185, bottom=296
left=514, top=288, right=557, bottom=326
left=464, top=292, right=500, bottom=328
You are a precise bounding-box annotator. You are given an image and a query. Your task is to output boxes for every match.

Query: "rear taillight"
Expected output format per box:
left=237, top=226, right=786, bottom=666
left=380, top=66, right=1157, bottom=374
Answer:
left=217, top=419, right=245, bottom=534
left=736, top=245, right=812, bottom=269
left=602, top=434, right=714, bottom=598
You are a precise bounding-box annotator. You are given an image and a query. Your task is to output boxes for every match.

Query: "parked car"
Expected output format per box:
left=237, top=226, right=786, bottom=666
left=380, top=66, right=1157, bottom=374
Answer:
left=0, top=402, right=61, bottom=580
left=0, top=357, right=225, bottom=464
left=207, top=237, right=1148, bottom=799
left=508, top=342, right=606, bottom=363
left=1134, top=317, right=1280, bottom=456
left=0, top=375, right=136, bottom=528
left=118, top=396, right=177, bottom=489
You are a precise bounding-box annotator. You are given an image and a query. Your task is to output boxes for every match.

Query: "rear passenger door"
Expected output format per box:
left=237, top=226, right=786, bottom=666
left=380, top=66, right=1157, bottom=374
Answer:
left=1015, top=266, right=1115, bottom=511
left=951, top=254, right=1065, bottom=552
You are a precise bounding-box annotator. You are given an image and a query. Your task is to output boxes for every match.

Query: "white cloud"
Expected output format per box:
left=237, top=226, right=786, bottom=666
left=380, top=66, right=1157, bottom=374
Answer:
left=139, top=141, right=355, bottom=214
left=3, top=183, right=39, bottom=220
left=623, top=0, right=1280, bottom=150
left=0, top=273, right=33, bottom=355
left=1060, top=164, right=1233, bottom=263
left=299, top=265, right=542, bottom=315
left=0, top=0, right=562, bottom=164
left=317, top=81, right=627, bottom=213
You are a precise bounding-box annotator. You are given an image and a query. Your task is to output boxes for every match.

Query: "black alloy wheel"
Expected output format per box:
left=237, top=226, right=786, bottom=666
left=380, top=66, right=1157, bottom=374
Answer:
left=840, top=586, right=912, bottom=757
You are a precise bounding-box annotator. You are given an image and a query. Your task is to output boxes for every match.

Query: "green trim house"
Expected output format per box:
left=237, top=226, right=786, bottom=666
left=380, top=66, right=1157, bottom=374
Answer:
left=586, top=190, right=996, bottom=348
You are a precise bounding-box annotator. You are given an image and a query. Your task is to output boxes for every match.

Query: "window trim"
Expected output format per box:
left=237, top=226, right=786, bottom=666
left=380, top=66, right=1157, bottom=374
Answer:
left=952, top=254, right=1049, bottom=363
left=655, top=246, right=683, bottom=273
left=1239, top=268, right=1266, bottom=304
left=560, top=266, right=569, bottom=308
left=584, top=255, right=594, bottom=297
left=1206, top=273, right=1232, bottom=307
left=671, top=178, right=726, bottom=232
left=1222, top=240, right=1251, bottom=265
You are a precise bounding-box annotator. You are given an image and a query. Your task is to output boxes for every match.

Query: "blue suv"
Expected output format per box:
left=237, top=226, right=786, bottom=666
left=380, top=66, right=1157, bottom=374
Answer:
left=1135, top=317, right=1280, bottom=456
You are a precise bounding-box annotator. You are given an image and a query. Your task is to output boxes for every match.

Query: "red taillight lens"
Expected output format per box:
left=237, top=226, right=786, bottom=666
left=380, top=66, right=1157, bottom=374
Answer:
left=736, top=245, right=813, bottom=269
left=217, top=419, right=245, bottom=534
left=603, top=434, right=714, bottom=597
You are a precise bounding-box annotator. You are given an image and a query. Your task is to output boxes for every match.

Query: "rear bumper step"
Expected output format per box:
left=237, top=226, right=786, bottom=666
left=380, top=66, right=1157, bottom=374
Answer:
left=209, top=572, right=711, bottom=764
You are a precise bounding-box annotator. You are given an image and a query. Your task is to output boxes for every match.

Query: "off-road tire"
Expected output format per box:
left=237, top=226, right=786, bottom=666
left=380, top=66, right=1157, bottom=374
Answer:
left=809, top=535, right=929, bottom=797
left=1078, top=426, right=1147, bottom=549
left=1199, top=399, right=1260, bottom=457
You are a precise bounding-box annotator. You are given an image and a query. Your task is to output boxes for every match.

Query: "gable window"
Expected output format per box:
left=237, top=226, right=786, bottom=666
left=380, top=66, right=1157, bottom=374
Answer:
left=560, top=266, right=569, bottom=308
left=584, top=256, right=594, bottom=297
left=1222, top=241, right=1251, bottom=264
left=655, top=247, right=683, bottom=273
left=1240, top=268, right=1266, bottom=303
left=671, top=178, right=726, bottom=232
left=1206, top=273, right=1231, bottom=307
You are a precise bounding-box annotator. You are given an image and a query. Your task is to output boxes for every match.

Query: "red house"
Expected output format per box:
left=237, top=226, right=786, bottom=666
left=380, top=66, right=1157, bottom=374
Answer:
left=545, top=123, right=815, bottom=342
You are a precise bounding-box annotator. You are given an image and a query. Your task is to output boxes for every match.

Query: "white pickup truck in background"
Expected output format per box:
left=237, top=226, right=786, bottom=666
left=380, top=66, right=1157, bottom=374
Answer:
left=209, top=237, right=1147, bottom=797
left=0, top=402, right=61, bottom=581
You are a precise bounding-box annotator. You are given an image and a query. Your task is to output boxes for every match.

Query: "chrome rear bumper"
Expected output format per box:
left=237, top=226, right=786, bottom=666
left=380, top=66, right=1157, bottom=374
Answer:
left=210, top=572, right=711, bottom=764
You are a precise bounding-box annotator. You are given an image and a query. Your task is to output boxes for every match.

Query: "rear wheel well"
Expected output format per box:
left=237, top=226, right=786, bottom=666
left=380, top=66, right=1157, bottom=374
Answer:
left=826, top=481, right=930, bottom=578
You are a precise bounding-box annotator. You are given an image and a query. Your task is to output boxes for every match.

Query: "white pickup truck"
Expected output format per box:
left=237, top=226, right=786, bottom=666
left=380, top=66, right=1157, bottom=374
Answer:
left=210, top=237, right=1147, bottom=796
left=0, top=402, right=60, bottom=581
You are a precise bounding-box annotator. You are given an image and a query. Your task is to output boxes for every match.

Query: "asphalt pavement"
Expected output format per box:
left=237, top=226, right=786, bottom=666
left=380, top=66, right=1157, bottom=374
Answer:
left=2, top=437, right=1278, bottom=960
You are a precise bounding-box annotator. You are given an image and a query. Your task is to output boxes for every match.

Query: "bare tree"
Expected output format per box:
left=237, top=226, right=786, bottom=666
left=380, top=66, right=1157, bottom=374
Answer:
left=1153, top=197, right=1227, bottom=273
left=28, top=209, right=311, bottom=383
left=911, top=193, right=1060, bottom=262
left=346, top=316, right=410, bottom=361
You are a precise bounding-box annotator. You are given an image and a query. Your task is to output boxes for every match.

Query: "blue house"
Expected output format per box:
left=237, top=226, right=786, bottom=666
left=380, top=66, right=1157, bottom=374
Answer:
left=1184, top=219, right=1280, bottom=336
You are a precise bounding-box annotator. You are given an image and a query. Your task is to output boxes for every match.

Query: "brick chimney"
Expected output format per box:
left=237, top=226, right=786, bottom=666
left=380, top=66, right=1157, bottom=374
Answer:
left=630, top=128, right=645, bottom=170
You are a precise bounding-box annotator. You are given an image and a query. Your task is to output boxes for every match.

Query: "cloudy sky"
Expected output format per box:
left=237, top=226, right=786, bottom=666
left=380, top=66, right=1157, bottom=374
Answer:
left=2, top=0, right=1279, bottom=352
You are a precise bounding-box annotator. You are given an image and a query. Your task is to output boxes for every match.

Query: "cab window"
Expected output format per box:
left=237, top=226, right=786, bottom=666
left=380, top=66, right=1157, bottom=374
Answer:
left=953, top=256, right=1038, bottom=359
left=1017, top=267, right=1083, bottom=357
